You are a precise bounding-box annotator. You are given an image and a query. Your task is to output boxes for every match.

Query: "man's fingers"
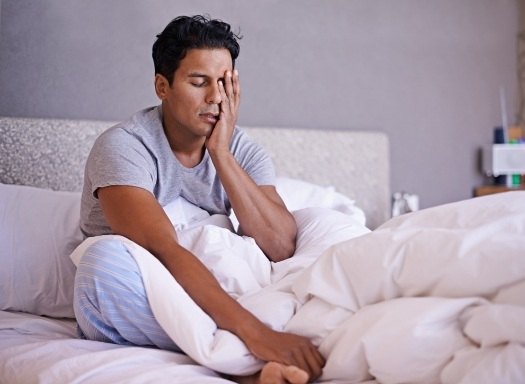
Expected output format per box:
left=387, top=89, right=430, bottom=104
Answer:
left=217, top=71, right=240, bottom=132
left=232, top=69, right=240, bottom=101
left=218, top=76, right=234, bottom=112
left=222, top=70, right=240, bottom=111
left=305, top=347, right=324, bottom=381
left=224, top=70, right=234, bottom=100
left=218, top=80, right=227, bottom=105
left=289, top=343, right=324, bottom=381
left=313, top=345, right=325, bottom=368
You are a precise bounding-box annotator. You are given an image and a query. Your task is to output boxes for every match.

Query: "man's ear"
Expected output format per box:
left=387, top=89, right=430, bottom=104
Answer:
left=155, top=74, right=169, bottom=99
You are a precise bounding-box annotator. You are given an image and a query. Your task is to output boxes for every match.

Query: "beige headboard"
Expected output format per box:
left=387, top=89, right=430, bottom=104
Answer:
left=0, top=117, right=390, bottom=228
left=245, top=128, right=390, bottom=229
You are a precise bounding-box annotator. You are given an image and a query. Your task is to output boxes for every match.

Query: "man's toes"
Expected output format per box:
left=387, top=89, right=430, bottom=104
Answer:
left=259, top=362, right=309, bottom=384
left=282, top=365, right=309, bottom=384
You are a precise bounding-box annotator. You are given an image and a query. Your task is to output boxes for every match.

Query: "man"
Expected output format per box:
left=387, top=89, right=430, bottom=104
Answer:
left=74, top=15, right=324, bottom=383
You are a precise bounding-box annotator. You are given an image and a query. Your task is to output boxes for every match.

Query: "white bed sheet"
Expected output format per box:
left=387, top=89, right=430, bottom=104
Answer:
left=0, top=311, right=231, bottom=384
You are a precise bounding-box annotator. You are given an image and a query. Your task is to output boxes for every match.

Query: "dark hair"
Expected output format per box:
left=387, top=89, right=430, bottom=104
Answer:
left=152, top=15, right=241, bottom=85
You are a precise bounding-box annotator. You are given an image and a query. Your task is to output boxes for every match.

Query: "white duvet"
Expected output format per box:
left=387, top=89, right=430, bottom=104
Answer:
left=3, top=191, right=525, bottom=383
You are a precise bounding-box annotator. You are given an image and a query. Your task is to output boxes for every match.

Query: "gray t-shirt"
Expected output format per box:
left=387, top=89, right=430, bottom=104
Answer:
left=80, top=106, right=275, bottom=237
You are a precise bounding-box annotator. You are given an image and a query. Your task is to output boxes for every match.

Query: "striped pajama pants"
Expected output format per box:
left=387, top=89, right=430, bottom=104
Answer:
left=73, top=238, right=181, bottom=352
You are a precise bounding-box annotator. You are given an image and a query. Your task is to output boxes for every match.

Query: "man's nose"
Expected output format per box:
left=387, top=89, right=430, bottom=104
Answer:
left=206, top=83, right=222, bottom=104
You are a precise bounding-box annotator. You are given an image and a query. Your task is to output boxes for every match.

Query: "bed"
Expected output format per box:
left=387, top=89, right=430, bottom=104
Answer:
left=1, top=116, right=524, bottom=384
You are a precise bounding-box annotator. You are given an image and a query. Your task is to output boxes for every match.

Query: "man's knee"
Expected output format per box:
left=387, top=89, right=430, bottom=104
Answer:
left=79, top=238, right=134, bottom=269
left=74, top=237, right=144, bottom=308
left=76, top=238, right=142, bottom=283
left=72, top=237, right=174, bottom=349
left=73, top=238, right=142, bottom=330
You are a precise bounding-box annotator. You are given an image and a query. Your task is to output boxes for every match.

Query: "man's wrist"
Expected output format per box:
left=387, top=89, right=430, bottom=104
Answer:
left=235, top=317, right=273, bottom=350
left=208, top=147, right=235, bottom=166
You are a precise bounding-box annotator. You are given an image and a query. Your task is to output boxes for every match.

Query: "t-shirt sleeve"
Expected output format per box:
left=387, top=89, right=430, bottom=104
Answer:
left=86, top=128, right=156, bottom=197
left=231, top=128, right=276, bottom=186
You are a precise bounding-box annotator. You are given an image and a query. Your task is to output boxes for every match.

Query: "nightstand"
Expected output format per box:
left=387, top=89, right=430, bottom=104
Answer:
left=474, top=185, right=525, bottom=197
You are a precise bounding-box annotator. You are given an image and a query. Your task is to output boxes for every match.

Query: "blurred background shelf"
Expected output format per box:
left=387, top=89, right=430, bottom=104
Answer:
left=474, top=185, right=525, bottom=197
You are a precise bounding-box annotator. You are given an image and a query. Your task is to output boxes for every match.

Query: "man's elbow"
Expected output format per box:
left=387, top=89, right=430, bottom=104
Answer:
left=276, top=238, right=297, bottom=262
left=267, top=229, right=297, bottom=262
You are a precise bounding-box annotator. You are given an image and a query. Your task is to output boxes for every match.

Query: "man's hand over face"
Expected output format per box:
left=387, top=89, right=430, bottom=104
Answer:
left=206, top=69, right=240, bottom=154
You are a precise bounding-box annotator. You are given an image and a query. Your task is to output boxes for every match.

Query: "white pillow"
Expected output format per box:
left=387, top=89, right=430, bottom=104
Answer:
left=0, top=183, right=82, bottom=318
left=230, top=177, right=366, bottom=229
left=277, top=177, right=365, bottom=225
left=293, top=207, right=370, bottom=256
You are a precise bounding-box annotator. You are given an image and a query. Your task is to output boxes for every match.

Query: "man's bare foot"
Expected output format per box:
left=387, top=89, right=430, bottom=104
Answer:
left=258, top=361, right=309, bottom=384
left=230, top=361, right=310, bottom=384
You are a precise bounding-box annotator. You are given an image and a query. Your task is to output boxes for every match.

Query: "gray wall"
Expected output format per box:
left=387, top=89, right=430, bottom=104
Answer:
left=0, top=0, right=519, bottom=213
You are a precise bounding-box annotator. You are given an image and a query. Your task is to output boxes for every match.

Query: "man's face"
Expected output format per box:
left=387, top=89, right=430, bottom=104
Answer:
left=157, top=48, right=233, bottom=140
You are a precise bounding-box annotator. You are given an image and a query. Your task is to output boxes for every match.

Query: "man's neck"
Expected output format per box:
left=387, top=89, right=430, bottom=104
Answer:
left=161, top=109, right=206, bottom=168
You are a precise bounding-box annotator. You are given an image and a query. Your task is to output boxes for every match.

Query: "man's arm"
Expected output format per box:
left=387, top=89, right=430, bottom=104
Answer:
left=206, top=70, right=297, bottom=262
left=97, top=185, right=323, bottom=380
left=212, top=153, right=297, bottom=262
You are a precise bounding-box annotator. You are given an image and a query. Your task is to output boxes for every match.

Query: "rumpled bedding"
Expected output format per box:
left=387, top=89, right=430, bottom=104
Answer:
left=67, top=192, right=525, bottom=383
left=293, top=191, right=525, bottom=383
left=69, top=202, right=371, bottom=377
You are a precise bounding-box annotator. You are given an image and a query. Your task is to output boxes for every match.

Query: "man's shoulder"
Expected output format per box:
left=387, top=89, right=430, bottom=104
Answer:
left=95, top=123, right=137, bottom=148
left=230, top=126, right=264, bottom=152
left=96, top=106, right=162, bottom=145
left=230, top=126, right=252, bottom=146
left=118, top=106, right=161, bottom=135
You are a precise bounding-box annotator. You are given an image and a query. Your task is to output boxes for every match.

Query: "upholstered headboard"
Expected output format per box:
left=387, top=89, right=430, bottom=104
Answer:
left=0, top=117, right=390, bottom=228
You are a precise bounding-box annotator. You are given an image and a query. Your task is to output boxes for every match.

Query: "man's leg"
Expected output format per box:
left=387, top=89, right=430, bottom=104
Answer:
left=73, top=238, right=181, bottom=352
